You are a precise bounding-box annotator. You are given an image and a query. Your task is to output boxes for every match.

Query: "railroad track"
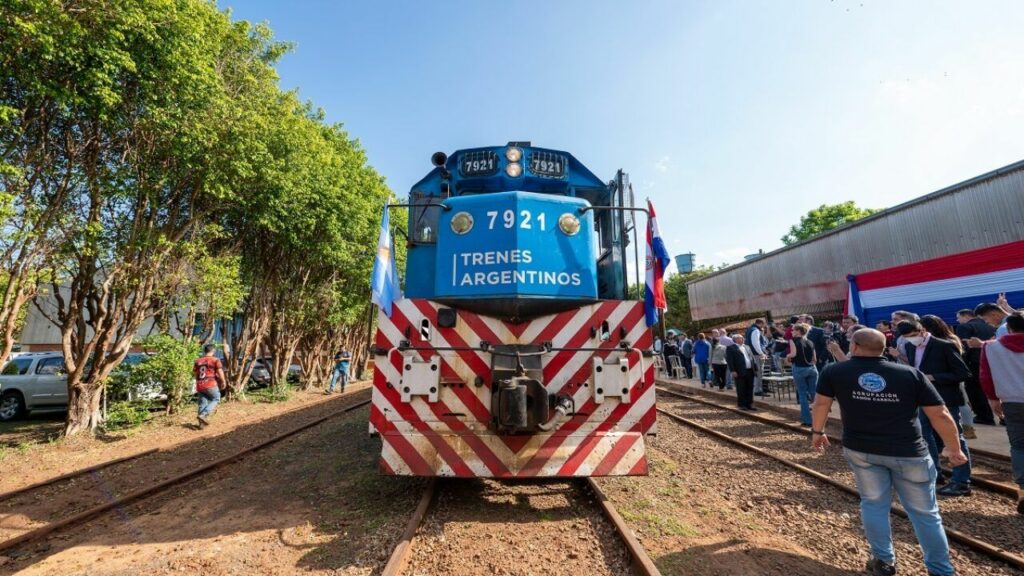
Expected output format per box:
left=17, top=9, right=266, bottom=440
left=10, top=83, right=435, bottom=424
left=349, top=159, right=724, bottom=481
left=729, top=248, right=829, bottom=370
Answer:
left=0, top=388, right=372, bottom=555
left=655, top=386, right=1024, bottom=573
left=382, top=477, right=661, bottom=576
left=657, top=386, right=1019, bottom=497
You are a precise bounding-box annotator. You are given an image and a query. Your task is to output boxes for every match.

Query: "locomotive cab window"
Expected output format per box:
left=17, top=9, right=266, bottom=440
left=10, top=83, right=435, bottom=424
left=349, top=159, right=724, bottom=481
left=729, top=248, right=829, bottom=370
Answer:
left=410, top=191, right=439, bottom=244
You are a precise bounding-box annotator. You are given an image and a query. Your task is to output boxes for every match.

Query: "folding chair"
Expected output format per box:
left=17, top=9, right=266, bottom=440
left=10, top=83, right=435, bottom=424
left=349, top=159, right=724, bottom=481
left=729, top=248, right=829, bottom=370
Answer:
left=667, top=355, right=685, bottom=379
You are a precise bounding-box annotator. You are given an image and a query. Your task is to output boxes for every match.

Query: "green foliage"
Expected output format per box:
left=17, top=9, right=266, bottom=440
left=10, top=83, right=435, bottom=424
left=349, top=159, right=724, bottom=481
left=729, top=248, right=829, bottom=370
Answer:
left=2, top=0, right=391, bottom=431
left=248, top=383, right=293, bottom=404
left=101, top=400, right=156, bottom=432
left=663, top=266, right=721, bottom=334
left=781, top=201, right=881, bottom=245
left=128, top=335, right=200, bottom=408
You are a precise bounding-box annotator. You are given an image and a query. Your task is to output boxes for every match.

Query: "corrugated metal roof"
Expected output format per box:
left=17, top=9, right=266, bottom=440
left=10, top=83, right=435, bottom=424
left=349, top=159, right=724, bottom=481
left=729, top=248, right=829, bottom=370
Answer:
left=688, top=159, right=1024, bottom=321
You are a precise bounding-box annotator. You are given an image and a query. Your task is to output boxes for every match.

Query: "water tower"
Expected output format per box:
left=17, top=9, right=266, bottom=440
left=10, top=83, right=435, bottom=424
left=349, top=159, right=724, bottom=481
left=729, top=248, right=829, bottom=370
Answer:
left=675, top=253, right=695, bottom=274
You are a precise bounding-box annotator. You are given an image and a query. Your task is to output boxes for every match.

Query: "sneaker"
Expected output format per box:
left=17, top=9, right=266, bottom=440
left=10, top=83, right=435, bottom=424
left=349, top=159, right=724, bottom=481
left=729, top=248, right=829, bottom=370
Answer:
left=962, top=425, right=977, bottom=439
left=866, top=557, right=896, bottom=576
left=197, top=415, right=208, bottom=429
left=936, top=482, right=972, bottom=497
left=800, top=422, right=812, bottom=427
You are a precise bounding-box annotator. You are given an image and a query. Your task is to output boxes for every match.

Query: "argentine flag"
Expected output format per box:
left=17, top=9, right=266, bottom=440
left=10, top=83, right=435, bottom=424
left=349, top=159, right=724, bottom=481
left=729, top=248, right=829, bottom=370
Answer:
left=645, top=198, right=671, bottom=326
left=371, top=206, right=401, bottom=317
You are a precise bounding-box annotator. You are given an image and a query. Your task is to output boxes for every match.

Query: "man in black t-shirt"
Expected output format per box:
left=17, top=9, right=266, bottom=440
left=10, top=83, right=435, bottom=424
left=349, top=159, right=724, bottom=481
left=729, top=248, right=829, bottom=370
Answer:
left=810, top=329, right=966, bottom=576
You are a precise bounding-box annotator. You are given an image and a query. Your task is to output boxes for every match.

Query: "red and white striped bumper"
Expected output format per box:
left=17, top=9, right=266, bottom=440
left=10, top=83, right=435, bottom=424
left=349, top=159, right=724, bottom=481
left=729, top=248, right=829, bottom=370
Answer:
left=369, top=298, right=656, bottom=478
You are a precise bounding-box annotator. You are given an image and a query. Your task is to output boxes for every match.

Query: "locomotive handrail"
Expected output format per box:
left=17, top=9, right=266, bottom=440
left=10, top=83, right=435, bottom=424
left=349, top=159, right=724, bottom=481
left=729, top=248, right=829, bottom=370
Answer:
left=387, top=202, right=451, bottom=211
left=576, top=205, right=650, bottom=217
left=578, top=205, right=647, bottom=298
left=377, top=342, right=639, bottom=355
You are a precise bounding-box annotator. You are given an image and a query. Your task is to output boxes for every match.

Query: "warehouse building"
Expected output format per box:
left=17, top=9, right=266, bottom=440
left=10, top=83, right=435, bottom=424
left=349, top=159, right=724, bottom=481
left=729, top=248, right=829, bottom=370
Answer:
left=688, top=159, right=1024, bottom=326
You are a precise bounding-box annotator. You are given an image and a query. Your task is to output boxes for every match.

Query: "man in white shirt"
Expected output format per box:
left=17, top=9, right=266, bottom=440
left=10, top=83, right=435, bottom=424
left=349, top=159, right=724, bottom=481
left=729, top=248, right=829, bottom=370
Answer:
left=746, top=319, right=769, bottom=395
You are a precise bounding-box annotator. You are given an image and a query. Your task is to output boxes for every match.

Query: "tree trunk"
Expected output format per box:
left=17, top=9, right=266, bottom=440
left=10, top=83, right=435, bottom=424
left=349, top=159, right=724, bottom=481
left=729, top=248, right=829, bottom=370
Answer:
left=63, top=381, right=104, bottom=435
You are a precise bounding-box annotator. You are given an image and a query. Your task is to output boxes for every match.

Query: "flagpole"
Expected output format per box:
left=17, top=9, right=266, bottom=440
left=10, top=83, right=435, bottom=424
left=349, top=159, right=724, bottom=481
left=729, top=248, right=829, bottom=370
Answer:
left=364, top=199, right=390, bottom=378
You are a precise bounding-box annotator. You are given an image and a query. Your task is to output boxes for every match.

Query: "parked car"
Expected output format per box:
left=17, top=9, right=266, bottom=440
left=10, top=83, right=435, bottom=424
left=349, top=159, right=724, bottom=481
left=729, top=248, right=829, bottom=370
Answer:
left=258, top=357, right=303, bottom=384
left=109, top=352, right=167, bottom=402
left=247, top=358, right=272, bottom=389
left=0, top=352, right=68, bottom=421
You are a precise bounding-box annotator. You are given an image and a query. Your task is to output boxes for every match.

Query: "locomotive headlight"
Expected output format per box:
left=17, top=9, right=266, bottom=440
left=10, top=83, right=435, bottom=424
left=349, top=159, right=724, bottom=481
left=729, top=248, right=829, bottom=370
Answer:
left=558, top=213, right=581, bottom=236
left=505, top=146, right=522, bottom=162
left=450, top=211, right=474, bottom=235
left=505, top=162, right=523, bottom=177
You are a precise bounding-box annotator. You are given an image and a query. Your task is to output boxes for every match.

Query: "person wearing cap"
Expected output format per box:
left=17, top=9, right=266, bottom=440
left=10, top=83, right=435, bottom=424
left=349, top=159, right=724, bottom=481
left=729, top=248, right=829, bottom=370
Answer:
left=897, top=320, right=973, bottom=497
left=326, top=350, right=351, bottom=394
left=811, top=329, right=966, bottom=576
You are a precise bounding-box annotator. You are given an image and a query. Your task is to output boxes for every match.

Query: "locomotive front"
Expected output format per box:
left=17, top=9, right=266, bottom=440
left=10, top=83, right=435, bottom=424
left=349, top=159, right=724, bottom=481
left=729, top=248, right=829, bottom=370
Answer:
left=369, top=143, right=656, bottom=478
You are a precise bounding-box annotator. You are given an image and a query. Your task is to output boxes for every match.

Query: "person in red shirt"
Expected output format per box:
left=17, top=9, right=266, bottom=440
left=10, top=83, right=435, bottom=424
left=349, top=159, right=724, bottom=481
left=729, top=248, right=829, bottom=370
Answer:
left=193, top=344, right=226, bottom=428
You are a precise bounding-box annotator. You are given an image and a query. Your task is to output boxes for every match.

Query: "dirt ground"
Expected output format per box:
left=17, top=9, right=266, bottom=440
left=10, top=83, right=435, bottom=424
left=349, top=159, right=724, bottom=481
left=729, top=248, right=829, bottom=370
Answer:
left=405, top=479, right=632, bottom=576
left=596, top=405, right=1020, bottom=576
left=5, top=383, right=1019, bottom=575
left=0, top=383, right=370, bottom=495
left=2, top=402, right=425, bottom=575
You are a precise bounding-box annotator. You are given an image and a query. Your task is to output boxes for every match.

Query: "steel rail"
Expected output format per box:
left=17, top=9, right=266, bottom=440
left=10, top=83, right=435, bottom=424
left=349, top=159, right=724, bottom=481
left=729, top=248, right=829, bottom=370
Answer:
left=0, top=383, right=372, bottom=505
left=656, top=379, right=1012, bottom=464
left=0, top=448, right=159, bottom=503
left=586, top=477, right=662, bottom=576
left=381, top=479, right=437, bottom=576
left=0, top=393, right=372, bottom=554
left=381, top=477, right=661, bottom=576
left=656, top=386, right=1020, bottom=497
left=656, top=405, right=1024, bottom=572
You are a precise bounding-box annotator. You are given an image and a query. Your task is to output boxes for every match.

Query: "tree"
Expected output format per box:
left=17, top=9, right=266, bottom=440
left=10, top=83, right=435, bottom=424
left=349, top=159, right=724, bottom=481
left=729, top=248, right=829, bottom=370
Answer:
left=662, top=266, right=721, bottom=334
left=781, top=201, right=880, bottom=245
left=5, top=0, right=294, bottom=434
left=3, top=1, right=391, bottom=434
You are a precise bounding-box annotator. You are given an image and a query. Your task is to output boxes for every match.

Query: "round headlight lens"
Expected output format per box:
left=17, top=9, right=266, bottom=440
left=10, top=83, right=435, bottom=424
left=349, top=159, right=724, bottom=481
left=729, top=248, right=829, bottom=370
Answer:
left=505, top=146, right=522, bottom=162
left=450, top=212, right=474, bottom=235
left=505, top=162, right=523, bottom=177
left=558, top=213, right=581, bottom=236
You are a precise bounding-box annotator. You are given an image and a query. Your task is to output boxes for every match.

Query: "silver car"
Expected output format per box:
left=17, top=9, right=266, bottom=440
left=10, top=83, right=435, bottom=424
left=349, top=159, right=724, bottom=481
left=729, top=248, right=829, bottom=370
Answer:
left=0, top=352, right=68, bottom=421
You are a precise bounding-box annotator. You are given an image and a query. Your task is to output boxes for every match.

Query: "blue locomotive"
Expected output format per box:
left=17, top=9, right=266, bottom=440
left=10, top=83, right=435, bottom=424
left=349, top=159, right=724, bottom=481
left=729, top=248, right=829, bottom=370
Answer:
left=371, top=143, right=655, bottom=478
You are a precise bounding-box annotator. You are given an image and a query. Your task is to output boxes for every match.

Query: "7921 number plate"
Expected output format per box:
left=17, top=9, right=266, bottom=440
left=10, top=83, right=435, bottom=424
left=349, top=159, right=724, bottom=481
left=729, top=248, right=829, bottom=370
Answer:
left=528, top=152, right=567, bottom=178
left=460, top=151, right=499, bottom=177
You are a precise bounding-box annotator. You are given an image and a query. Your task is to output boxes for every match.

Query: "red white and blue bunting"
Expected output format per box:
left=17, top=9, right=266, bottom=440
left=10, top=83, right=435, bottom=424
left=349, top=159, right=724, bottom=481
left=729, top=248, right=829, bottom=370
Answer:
left=846, top=239, right=1024, bottom=325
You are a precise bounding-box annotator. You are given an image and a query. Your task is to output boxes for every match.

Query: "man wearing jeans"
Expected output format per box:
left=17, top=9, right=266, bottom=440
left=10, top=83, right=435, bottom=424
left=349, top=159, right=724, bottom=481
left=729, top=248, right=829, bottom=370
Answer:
left=193, top=344, right=226, bottom=429
left=979, top=311, right=1024, bottom=514
left=811, top=329, right=967, bottom=576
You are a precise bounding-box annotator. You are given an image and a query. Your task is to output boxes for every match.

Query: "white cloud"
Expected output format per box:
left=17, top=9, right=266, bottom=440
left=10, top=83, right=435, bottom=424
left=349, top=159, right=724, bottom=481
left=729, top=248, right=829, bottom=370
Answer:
left=654, top=155, right=671, bottom=173
left=712, top=246, right=752, bottom=265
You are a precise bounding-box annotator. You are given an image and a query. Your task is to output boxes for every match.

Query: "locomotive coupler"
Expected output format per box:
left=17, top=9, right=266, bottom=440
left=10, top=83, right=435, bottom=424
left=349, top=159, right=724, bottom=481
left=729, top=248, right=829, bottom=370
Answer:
left=538, top=395, right=574, bottom=431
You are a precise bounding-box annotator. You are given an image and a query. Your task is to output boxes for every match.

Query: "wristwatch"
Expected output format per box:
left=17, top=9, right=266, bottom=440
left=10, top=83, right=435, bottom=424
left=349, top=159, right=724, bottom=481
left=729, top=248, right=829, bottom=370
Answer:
left=811, top=429, right=826, bottom=435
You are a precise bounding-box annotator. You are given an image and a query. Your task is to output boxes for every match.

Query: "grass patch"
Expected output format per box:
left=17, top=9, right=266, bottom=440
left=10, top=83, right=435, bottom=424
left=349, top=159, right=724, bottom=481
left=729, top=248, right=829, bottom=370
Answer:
left=101, top=400, right=158, bottom=432
left=249, top=385, right=294, bottom=404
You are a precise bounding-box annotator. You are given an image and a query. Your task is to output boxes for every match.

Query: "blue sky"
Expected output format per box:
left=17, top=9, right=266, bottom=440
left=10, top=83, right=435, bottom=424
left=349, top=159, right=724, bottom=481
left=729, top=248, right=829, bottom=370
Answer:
left=225, top=0, right=1024, bottom=269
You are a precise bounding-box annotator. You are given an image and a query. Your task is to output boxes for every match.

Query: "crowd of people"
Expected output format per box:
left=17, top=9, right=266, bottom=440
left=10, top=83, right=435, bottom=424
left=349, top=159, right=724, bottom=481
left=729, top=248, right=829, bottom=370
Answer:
left=656, top=294, right=1024, bottom=576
